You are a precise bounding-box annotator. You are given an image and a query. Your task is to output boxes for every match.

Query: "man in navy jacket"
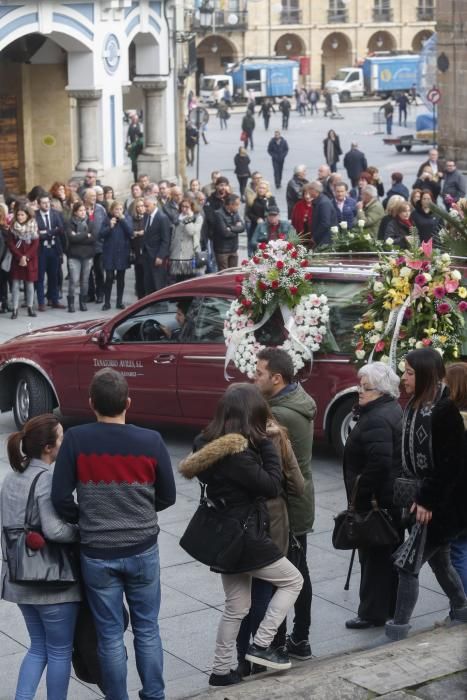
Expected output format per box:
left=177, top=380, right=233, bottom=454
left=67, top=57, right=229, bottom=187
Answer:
left=309, top=181, right=337, bottom=248
left=267, top=130, right=289, bottom=189
left=35, top=193, right=65, bottom=310
left=142, top=195, right=171, bottom=293
left=333, top=182, right=357, bottom=229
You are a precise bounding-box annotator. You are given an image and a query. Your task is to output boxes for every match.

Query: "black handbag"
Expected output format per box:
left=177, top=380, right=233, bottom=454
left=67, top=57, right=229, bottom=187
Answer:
left=180, top=484, right=254, bottom=569
left=2, top=471, right=79, bottom=587
left=393, top=477, right=418, bottom=508
left=332, top=475, right=399, bottom=550
left=193, top=250, right=208, bottom=269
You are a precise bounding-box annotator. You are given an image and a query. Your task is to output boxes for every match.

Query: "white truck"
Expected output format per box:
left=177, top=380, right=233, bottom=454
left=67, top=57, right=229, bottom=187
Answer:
left=199, top=75, right=234, bottom=106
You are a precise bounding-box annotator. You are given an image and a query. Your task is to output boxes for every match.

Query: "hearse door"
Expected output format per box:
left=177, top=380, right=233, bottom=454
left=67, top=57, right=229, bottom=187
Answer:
left=177, top=296, right=243, bottom=421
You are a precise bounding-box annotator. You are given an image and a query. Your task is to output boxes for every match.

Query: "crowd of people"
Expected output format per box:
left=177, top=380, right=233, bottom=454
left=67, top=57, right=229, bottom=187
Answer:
left=1, top=347, right=467, bottom=698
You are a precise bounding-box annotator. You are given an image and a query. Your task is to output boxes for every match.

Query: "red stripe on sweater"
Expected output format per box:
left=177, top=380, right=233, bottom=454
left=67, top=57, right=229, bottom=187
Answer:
left=77, top=453, right=157, bottom=484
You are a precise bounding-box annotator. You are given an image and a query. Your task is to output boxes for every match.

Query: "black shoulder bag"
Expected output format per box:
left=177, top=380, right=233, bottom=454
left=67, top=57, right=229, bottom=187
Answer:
left=180, top=483, right=255, bottom=570
left=2, top=471, right=79, bottom=586
left=332, top=475, right=399, bottom=550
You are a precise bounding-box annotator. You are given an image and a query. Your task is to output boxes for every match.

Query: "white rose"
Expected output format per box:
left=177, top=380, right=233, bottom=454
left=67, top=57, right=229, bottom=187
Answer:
left=451, top=269, right=462, bottom=280
left=398, top=360, right=406, bottom=373
left=380, top=355, right=389, bottom=364
left=408, top=337, right=416, bottom=346
left=340, top=221, right=348, bottom=230
left=330, top=226, right=339, bottom=234
left=399, top=267, right=412, bottom=278
left=364, top=234, right=372, bottom=241
left=356, top=350, right=365, bottom=360
left=423, top=273, right=432, bottom=282
left=373, top=281, right=384, bottom=292
left=385, top=237, right=394, bottom=246
left=369, top=334, right=381, bottom=344
left=415, top=341, right=424, bottom=349
left=374, top=321, right=383, bottom=331
left=348, top=233, right=355, bottom=239
left=441, top=253, right=451, bottom=263
left=357, top=219, right=365, bottom=228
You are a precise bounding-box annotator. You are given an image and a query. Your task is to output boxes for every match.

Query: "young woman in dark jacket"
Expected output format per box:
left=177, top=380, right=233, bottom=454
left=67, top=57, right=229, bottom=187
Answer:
left=411, top=190, right=442, bottom=243
left=100, top=201, right=133, bottom=310
left=66, top=201, right=96, bottom=312
left=323, top=130, right=342, bottom=173
left=130, top=197, right=146, bottom=299
left=343, top=362, right=403, bottom=630
left=385, top=349, right=467, bottom=641
left=179, top=383, right=303, bottom=687
left=234, top=147, right=251, bottom=201
left=246, top=181, right=277, bottom=230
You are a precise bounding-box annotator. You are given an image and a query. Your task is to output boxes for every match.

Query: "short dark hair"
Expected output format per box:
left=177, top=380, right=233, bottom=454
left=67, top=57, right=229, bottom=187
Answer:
left=405, top=348, right=445, bottom=406
left=225, top=194, right=239, bottom=206
left=392, top=172, right=403, bottom=183
left=215, top=176, right=229, bottom=186
left=257, top=348, right=295, bottom=384
left=89, top=368, right=129, bottom=416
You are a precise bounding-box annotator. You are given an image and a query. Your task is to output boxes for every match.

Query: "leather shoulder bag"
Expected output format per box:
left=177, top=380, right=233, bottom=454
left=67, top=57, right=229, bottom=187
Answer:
left=332, top=475, right=399, bottom=550
left=3, top=471, right=79, bottom=587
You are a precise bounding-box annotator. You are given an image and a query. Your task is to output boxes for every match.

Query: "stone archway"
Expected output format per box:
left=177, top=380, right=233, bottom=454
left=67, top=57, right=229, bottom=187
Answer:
left=412, top=30, right=434, bottom=52
left=0, top=32, right=92, bottom=192
left=196, top=35, right=239, bottom=77
left=274, top=33, right=306, bottom=58
left=321, top=32, right=352, bottom=87
left=367, top=31, right=397, bottom=54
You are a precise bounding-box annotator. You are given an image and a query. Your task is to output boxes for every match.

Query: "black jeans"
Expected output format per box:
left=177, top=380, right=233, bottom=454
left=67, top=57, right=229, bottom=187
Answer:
left=237, top=176, right=249, bottom=198
left=394, top=542, right=467, bottom=625
left=104, top=269, right=125, bottom=306
left=274, top=534, right=312, bottom=644
left=357, top=545, right=399, bottom=624
left=272, top=159, right=285, bottom=187
left=88, top=253, right=104, bottom=300
left=282, top=113, right=289, bottom=130
left=236, top=578, right=273, bottom=659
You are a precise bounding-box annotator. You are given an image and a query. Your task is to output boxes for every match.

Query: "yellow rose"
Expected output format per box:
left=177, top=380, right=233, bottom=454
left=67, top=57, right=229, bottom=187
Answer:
left=439, top=336, right=447, bottom=344
left=363, top=322, right=374, bottom=330
left=458, top=287, right=467, bottom=299
left=383, top=301, right=392, bottom=310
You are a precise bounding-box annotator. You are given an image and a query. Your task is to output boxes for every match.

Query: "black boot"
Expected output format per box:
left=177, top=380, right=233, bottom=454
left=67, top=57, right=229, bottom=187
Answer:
left=27, top=306, right=37, bottom=317
left=79, top=295, right=87, bottom=311
left=67, top=295, right=75, bottom=313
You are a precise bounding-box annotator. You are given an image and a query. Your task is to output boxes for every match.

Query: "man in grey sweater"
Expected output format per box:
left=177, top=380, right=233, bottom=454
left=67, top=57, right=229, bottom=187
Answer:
left=442, top=160, right=467, bottom=206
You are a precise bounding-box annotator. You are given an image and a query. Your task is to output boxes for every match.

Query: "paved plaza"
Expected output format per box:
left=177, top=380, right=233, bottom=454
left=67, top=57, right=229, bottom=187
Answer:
left=0, top=102, right=458, bottom=699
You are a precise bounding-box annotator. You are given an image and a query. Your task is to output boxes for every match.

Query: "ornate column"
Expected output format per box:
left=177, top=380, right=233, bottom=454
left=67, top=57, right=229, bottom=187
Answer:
left=68, top=89, right=103, bottom=171
left=133, top=78, right=169, bottom=180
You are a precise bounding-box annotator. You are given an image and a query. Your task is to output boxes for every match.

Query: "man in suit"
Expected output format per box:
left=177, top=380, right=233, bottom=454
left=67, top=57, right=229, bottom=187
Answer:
left=35, top=194, right=66, bottom=311
left=309, top=181, right=337, bottom=248
left=142, top=195, right=171, bottom=294
left=417, top=148, right=442, bottom=179
left=343, top=143, right=368, bottom=188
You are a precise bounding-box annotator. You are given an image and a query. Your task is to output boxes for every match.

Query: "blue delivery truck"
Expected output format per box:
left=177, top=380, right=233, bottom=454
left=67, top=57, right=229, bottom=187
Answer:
left=326, top=54, right=421, bottom=101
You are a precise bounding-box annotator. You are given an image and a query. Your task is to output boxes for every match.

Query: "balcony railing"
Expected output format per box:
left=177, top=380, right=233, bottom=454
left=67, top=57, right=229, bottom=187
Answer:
left=372, top=9, right=394, bottom=22
left=327, top=9, right=348, bottom=23
left=192, top=10, right=248, bottom=31
left=417, top=7, right=435, bottom=21
left=280, top=9, right=302, bottom=24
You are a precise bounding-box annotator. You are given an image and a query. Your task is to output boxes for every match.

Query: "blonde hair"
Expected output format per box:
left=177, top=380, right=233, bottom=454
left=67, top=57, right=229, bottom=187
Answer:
left=386, top=194, right=405, bottom=215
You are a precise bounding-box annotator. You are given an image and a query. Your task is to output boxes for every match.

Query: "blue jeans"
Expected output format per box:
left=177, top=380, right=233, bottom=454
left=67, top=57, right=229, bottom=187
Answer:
left=451, top=536, right=467, bottom=594
left=36, top=247, right=60, bottom=305
left=80, top=544, right=164, bottom=700
left=16, top=602, right=79, bottom=700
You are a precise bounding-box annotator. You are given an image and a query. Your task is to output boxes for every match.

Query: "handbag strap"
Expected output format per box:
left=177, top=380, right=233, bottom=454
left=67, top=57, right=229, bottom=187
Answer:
left=24, top=470, right=47, bottom=529
left=350, top=474, right=380, bottom=511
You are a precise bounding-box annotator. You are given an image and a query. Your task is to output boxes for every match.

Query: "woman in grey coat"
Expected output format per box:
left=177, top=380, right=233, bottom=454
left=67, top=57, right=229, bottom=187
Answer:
left=169, top=198, right=203, bottom=282
left=1, top=415, right=81, bottom=699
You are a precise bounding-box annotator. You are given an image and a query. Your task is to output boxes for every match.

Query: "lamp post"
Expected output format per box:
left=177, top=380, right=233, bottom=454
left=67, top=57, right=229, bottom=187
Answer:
left=199, top=0, right=215, bottom=31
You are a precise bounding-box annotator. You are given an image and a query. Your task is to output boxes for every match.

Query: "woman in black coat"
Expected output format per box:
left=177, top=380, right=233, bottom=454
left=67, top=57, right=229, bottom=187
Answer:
left=386, top=349, right=467, bottom=641
left=179, top=383, right=303, bottom=687
left=234, top=147, right=251, bottom=201
left=412, top=166, right=441, bottom=202
left=411, top=190, right=442, bottom=243
left=343, top=362, right=403, bottom=630
left=323, top=130, right=342, bottom=173
left=383, top=200, right=413, bottom=249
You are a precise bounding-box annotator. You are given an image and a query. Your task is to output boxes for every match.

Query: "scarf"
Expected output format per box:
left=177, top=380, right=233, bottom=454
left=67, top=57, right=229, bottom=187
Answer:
left=11, top=219, right=38, bottom=244
left=71, top=216, right=89, bottom=235
left=402, top=386, right=443, bottom=478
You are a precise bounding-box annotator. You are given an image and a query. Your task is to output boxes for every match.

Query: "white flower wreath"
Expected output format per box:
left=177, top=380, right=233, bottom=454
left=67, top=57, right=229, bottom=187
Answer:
left=223, top=240, right=330, bottom=377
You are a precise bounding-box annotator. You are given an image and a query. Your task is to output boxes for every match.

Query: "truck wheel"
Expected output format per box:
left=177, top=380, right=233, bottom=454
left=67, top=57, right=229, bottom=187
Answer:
left=404, top=146, right=412, bottom=152
left=395, top=145, right=403, bottom=152
left=13, top=368, right=55, bottom=429
left=330, top=396, right=357, bottom=458
left=340, top=91, right=351, bottom=103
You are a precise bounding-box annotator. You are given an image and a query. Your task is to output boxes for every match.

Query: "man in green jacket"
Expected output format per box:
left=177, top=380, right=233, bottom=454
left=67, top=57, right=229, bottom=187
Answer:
left=255, top=347, right=316, bottom=660
left=356, top=185, right=384, bottom=239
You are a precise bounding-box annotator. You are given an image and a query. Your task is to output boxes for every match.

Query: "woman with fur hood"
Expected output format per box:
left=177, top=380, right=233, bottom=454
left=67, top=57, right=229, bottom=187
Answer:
left=179, top=383, right=303, bottom=687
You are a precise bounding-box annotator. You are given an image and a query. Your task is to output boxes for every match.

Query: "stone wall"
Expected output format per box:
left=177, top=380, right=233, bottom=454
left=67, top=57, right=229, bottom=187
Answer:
left=437, top=1, right=467, bottom=168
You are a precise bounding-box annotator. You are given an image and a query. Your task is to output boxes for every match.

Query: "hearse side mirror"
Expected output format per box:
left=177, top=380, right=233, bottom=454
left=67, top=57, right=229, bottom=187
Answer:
left=93, top=329, right=109, bottom=347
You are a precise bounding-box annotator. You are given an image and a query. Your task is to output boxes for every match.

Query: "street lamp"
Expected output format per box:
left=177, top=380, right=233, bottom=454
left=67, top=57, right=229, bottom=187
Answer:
left=331, top=37, right=339, bottom=50
left=376, top=35, right=384, bottom=49
left=211, top=41, right=218, bottom=53
left=199, top=0, right=215, bottom=29
left=285, top=40, right=292, bottom=51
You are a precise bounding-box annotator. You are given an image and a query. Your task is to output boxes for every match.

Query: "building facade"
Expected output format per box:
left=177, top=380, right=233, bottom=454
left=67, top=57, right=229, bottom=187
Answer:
left=437, top=1, right=466, bottom=168
left=193, top=0, right=435, bottom=88
left=0, top=0, right=179, bottom=194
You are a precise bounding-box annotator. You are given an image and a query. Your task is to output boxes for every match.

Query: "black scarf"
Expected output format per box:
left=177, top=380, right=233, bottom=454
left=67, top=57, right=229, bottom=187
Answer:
left=402, top=386, right=444, bottom=478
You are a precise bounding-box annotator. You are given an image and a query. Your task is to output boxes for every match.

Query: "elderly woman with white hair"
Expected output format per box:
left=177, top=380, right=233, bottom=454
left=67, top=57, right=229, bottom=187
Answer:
left=343, top=362, right=403, bottom=630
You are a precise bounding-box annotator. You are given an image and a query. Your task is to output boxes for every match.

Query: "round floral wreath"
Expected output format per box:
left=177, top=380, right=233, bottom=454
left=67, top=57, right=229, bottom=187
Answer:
left=223, top=239, right=330, bottom=378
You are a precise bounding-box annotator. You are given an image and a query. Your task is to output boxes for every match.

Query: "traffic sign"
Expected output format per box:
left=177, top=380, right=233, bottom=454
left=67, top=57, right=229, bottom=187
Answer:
left=189, top=106, right=209, bottom=126
left=426, top=87, right=441, bottom=105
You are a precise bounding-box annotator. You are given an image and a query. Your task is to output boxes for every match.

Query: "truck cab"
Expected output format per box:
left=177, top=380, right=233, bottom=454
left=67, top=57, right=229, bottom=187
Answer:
left=199, top=75, right=234, bottom=106
left=326, top=67, right=364, bottom=102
